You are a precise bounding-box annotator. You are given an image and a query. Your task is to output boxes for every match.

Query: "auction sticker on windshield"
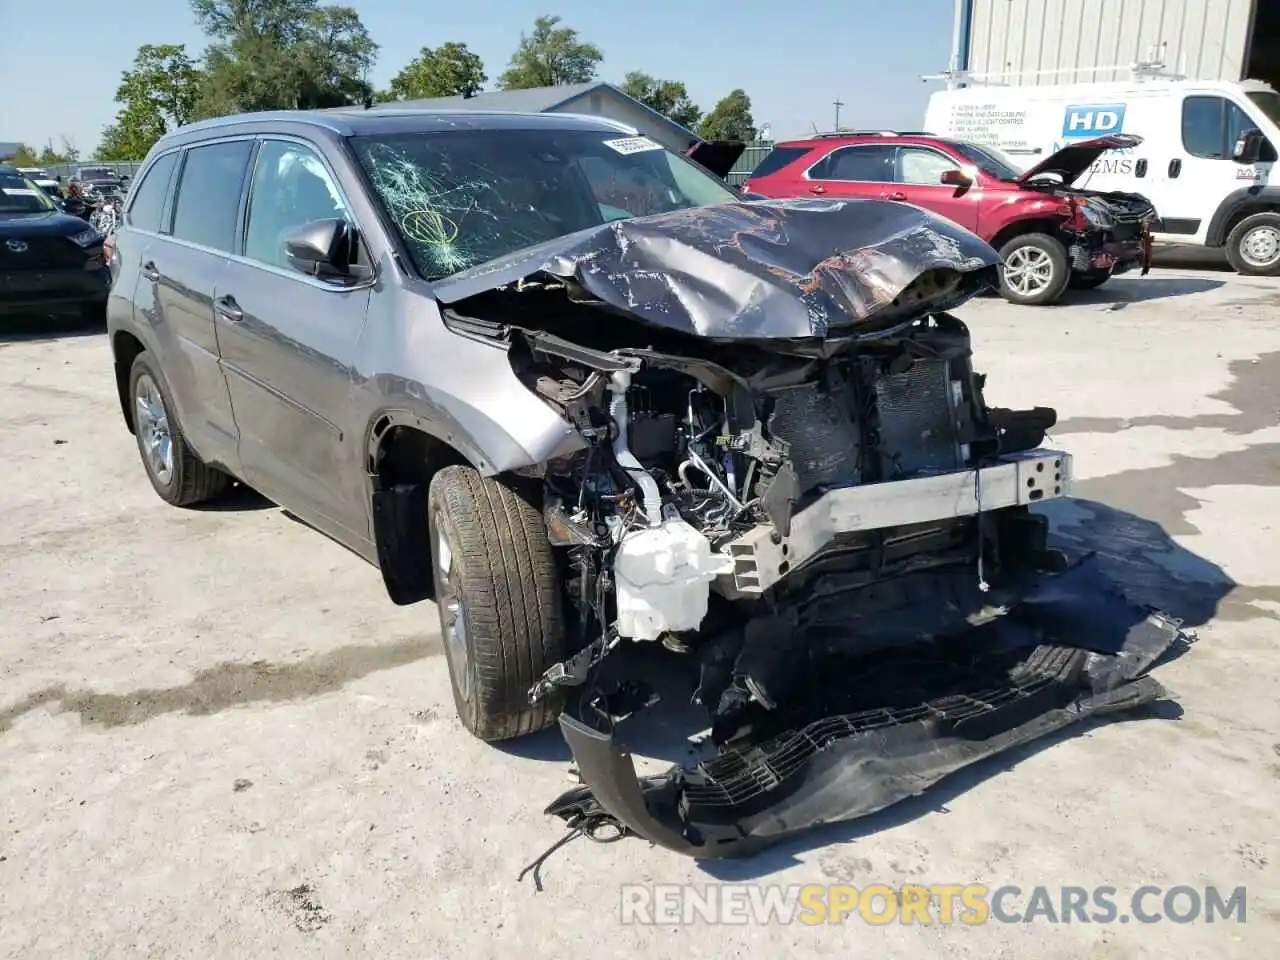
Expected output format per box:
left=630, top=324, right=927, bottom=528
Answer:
left=603, top=136, right=664, bottom=155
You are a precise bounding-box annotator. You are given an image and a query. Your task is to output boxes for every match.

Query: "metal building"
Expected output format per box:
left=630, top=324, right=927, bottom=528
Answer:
left=952, top=0, right=1278, bottom=86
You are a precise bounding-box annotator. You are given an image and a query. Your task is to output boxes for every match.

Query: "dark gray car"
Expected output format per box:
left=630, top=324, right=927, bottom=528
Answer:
left=108, top=109, right=1179, bottom=860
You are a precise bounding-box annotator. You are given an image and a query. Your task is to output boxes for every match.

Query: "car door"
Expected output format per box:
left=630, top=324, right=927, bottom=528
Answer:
left=215, top=136, right=373, bottom=539
left=803, top=144, right=897, bottom=200
left=892, top=145, right=981, bottom=232
left=1153, top=93, right=1277, bottom=243
left=137, top=139, right=254, bottom=472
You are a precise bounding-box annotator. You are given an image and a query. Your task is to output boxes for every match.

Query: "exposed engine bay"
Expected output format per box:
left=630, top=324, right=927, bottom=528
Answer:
left=427, top=198, right=1183, bottom=871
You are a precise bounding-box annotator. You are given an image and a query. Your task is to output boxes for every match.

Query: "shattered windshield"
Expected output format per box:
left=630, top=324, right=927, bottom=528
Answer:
left=350, top=128, right=740, bottom=280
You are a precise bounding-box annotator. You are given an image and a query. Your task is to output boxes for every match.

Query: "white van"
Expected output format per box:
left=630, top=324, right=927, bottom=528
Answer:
left=925, top=78, right=1280, bottom=275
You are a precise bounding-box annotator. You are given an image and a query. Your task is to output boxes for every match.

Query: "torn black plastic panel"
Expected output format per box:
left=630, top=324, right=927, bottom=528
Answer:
left=541, top=554, right=1184, bottom=860
left=430, top=198, right=1001, bottom=340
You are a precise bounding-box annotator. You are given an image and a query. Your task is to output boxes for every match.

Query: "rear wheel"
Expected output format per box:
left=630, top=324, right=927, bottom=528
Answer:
left=427, top=465, right=567, bottom=741
left=1225, top=212, right=1280, bottom=276
left=128, top=353, right=229, bottom=506
left=998, top=233, right=1071, bottom=306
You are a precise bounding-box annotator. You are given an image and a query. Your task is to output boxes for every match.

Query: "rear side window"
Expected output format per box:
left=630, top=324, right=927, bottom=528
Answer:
left=809, top=144, right=896, bottom=181
left=126, top=152, right=178, bottom=232
left=171, top=140, right=254, bottom=252
left=748, top=146, right=811, bottom=179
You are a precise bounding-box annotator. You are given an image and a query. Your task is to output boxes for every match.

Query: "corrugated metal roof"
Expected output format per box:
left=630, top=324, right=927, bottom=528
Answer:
left=964, top=0, right=1256, bottom=84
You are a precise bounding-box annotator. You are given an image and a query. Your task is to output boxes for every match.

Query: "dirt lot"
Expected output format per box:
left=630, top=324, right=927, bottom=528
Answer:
left=2, top=264, right=1278, bottom=958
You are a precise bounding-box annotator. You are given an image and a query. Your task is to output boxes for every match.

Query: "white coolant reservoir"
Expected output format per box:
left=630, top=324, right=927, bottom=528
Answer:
left=613, top=518, right=735, bottom=642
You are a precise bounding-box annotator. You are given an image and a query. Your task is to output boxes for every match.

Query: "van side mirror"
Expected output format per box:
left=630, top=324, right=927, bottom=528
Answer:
left=284, top=218, right=372, bottom=282
left=1233, top=129, right=1266, bottom=164
left=940, top=169, right=972, bottom=188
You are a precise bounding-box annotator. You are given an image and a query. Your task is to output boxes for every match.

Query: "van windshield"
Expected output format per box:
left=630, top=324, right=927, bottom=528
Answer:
left=350, top=128, right=739, bottom=281
left=1246, top=91, right=1280, bottom=129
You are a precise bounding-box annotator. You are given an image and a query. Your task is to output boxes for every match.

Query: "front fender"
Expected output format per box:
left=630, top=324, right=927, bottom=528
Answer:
left=1204, top=185, right=1280, bottom=247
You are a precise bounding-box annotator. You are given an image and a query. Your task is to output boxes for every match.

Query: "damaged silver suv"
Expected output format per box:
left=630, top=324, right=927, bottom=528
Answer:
left=110, top=110, right=1181, bottom=859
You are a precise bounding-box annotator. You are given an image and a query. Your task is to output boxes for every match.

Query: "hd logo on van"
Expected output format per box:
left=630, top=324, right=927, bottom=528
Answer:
left=1062, top=104, right=1127, bottom=139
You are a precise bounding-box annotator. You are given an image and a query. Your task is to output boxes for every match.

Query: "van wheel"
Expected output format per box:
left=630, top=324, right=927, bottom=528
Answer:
left=427, top=465, right=567, bottom=741
left=1225, top=212, right=1280, bottom=276
left=128, top=353, right=229, bottom=506
left=998, top=234, right=1071, bottom=306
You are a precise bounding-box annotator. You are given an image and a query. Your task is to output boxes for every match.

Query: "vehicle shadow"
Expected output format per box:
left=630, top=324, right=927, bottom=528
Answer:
left=1151, top=246, right=1233, bottom=272
left=1067, top=275, right=1226, bottom=307
left=514, top=496, right=1233, bottom=871
left=193, top=482, right=275, bottom=512
left=0, top=311, right=105, bottom=344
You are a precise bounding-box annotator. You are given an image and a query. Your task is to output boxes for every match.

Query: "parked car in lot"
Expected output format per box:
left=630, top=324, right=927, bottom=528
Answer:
left=71, top=165, right=128, bottom=201
left=17, top=166, right=64, bottom=199
left=0, top=165, right=110, bottom=321
left=103, top=108, right=1192, bottom=858
left=743, top=131, right=1157, bottom=305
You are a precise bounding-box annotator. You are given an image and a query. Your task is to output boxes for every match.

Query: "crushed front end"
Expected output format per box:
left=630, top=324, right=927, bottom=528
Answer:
left=434, top=198, right=1182, bottom=864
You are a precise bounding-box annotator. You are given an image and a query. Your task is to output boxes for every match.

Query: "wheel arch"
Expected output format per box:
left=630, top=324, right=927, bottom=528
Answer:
left=364, top=411, right=482, bottom=606
left=111, top=329, right=150, bottom=435
left=989, top=218, right=1067, bottom=254
left=1204, top=187, right=1280, bottom=248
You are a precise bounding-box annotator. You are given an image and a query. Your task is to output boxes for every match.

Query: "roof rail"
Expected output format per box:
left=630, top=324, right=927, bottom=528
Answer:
left=809, top=129, right=936, bottom=139
left=922, top=59, right=1187, bottom=88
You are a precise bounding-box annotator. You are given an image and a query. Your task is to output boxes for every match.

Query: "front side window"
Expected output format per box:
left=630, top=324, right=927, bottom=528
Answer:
left=949, top=141, right=1023, bottom=180
left=350, top=128, right=739, bottom=281
left=171, top=140, right=253, bottom=252
left=127, top=152, right=178, bottom=232
left=1181, top=95, right=1275, bottom=161
left=897, top=147, right=960, bottom=185
left=808, top=144, right=896, bottom=182
left=244, top=140, right=351, bottom=270
left=748, top=146, right=812, bottom=180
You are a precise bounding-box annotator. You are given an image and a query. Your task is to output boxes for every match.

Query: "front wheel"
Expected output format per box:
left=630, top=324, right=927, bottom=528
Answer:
left=1225, top=212, right=1280, bottom=276
left=998, top=233, right=1071, bottom=306
left=427, top=465, right=567, bottom=741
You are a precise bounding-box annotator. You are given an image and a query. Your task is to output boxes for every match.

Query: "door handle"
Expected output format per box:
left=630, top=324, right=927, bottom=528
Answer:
left=881, top=191, right=907, bottom=201
left=214, top=295, right=243, bottom=322
left=1168, top=158, right=1182, bottom=178
left=808, top=184, right=826, bottom=195
left=1135, top=159, right=1148, bottom=178
left=141, top=261, right=160, bottom=282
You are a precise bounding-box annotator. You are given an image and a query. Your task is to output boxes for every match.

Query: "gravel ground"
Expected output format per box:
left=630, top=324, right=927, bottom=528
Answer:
left=1, top=263, right=1278, bottom=958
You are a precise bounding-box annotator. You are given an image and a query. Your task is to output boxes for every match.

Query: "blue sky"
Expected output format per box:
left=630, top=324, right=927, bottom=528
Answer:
left=0, top=0, right=957, bottom=155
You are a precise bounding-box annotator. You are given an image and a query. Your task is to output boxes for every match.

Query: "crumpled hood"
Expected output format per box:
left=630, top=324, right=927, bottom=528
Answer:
left=1017, top=134, right=1144, bottom=185
left=430, top=198, right=1000, bottom=340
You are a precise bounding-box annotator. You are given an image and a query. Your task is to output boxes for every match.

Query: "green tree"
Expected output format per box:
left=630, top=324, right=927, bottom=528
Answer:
left=620, top=71, right=702, bottom=129
left=9, top=144, right=39, bottom=166
left=191, top=0, right=377, bottom=115
left=498, top=15, right=602, bottom=90
left=97, top=44, right=202, bottom=161
left=380, top=41, right=486, bottom=101
left=697, top=89, right=757, bottom=142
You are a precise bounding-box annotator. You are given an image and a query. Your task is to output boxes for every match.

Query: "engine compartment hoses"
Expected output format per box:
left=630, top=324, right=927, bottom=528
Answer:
left=609, top=370, right=664, bottom=528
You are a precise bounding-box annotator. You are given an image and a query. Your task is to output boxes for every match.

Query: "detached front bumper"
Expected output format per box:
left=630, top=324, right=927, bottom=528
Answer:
left=1069, top=222, right=1153, bottom=277
left=721, top=449, right=1071, bottom=596
left=544, top=555, right=1185, bottom=861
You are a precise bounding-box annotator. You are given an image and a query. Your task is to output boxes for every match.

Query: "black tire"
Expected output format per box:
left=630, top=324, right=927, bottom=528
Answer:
left=1068, top=270, right=1110, bottom=290
left=127, top=352, right=229, bottom=507
left=1224, top=212, right=1280, bottom=276
left=427, top=465, right=567, bottom=741
left=997, top=233, right=1071, bottom=306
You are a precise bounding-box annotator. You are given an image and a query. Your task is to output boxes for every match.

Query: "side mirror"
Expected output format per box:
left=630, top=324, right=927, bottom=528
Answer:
left=1233, top=129, right=1266, bottom=164
left=284, top=218, right=371, bottom=282
left=940, top=169, right=972, bottom=188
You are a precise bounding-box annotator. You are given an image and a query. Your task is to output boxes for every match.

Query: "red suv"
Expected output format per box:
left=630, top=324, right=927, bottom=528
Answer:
left=744, top=132, right=1156, bottom=306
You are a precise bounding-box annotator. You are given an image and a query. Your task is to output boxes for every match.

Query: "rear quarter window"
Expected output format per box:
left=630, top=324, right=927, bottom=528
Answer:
left=126, top=152, right=178, bottom=232
left=171, top=140, right=254, bottom=252
left=747, top=146, right=813, bottom=179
